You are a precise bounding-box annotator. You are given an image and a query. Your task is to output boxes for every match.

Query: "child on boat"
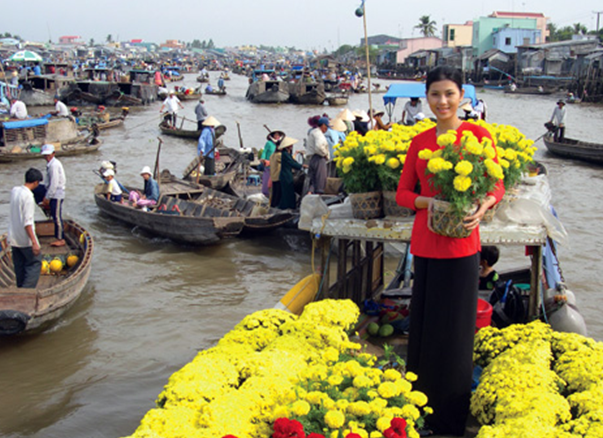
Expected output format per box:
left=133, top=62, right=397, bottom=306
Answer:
left=479, top=245, right=500, bottom=290
left=103, top=169, right=123, bottom=203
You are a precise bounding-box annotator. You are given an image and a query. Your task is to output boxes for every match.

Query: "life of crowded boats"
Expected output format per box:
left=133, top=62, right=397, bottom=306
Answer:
left=1, top=24, right=603, bottom=438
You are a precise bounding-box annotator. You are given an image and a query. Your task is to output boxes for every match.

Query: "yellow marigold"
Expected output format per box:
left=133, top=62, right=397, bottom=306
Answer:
left=505, top=149, right=517, bottom=161
left=396, top=379, right=412, bottom=395
left=386, top=157, right=400, bottom=169
left=408, top=390, right=428, bottom=407
left=481, top=136, right=493, bottom=149
left=427, top=157, right=453, bottom=174
left=454, top=160, right=473, bottom=176
left=496, top=147, right=506, bottom=158
left=342, top=165, right=352, bottom=174
left=465, top=137, right=484, bottom=155
left=453, top=175, right=472, bottom=192
left=499, top=158, right=510, bottom=169
left=424, top=406, right=433, bottom=415
left=370, top=432, right=384, bottom=438
left=336, top=399, right=350, bottom=411
left=436, top=132, right=457, bottom=147
left=353, top=374, right=373, bottom=389
left=418, top=149, right=433, bottom=160
left=305, top=391, right=324, bottom=405
left=384, top=369, right=402, bottom=381
left=400, top=404, right=421, bottom=421
left=323, top=397, right=336, bottom=410
left=342, top=157, right=355, bottom=168
left=348, top=401, right=371, bottom=416
left=405, top=371, right=418, bottom=382
left=291, top=400, right=311, bottom=416
left=483, top=144, right=496, bottom=160
left=398, top=154, right=407, bottom=164
left=376, top=416, right=393, bottom=432
left=324, top=410, right=345, bottom=429
left=374, top=154, right=386, bottom=165
left=328, top=374, right=344, bottom=386
left=377, top=381, right=401, bottom=399
left=364, top=146, right=377, bottom=156
left=484, top=159, right=504, bottom=180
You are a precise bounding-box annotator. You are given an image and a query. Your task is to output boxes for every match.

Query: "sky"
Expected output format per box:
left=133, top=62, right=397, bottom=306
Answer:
left=2, top=0, right=602, bottom=50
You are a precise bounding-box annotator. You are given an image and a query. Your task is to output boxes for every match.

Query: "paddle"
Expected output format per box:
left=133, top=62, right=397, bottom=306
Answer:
left=153, top=137, right=163, bottom=191
left=533, top=131, right=549, bottom=143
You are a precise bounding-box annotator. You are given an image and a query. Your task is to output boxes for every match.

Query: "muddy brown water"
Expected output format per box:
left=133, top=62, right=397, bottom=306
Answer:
left=1, top=72, right=602, bottom=437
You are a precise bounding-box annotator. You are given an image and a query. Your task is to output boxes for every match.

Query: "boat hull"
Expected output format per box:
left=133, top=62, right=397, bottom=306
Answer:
left=543, top=135, right=603, bottom=165
left=0, top=137, right=102, bottom=163
left=0, top=220, right=93, bottom=335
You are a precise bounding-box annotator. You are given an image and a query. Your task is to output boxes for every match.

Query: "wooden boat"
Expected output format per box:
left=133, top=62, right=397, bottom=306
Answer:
left=196, top=75, right=210, bottom=83
left=204, top=89, right=227, bottom=96
left=94, top=185, right=245, bottom=245
left=1, top=116, right=85, bottom=151
left=504, top=87, right=552, bottom=95
left=0, top=136, right=102, bottom=163
left=158, top=121, right=200, bottom=139
left=0, top=220, right=93, bottom=335
left=246, top=71, right=290, bottom=104
left=76, top=108, right=128, bottom=131
left=543, top=134, right=603, bottom=165
left=180, top=148, right=242, bottom=190
left=288, top=80, right=325, bottom=105
left=325, top=94, right=349, bottom=106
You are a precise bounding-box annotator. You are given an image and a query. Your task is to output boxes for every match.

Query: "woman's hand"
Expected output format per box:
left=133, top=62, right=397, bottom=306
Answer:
left=463, top=196, right=496, bottom=230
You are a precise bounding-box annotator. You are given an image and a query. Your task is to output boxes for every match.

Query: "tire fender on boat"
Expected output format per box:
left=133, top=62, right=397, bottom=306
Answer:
left=0, top=310, right=30, bottom=336
left=274, top=273, right=321, bottom=315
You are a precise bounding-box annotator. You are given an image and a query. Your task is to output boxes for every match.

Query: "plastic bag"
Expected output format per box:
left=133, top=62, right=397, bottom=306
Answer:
left=299, top=195, right=329, bottom=230
left=327, top=196, right=353, bottom=219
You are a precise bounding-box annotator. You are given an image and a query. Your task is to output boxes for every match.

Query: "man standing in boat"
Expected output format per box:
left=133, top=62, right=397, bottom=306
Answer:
left=305, top=117, right=330, bottom=194
left=194, top=97, right=208, bottom=131
left=40, top=144, right=67, bottom=247
left=8, top=168, right=44, bottom=288
left=197, top=116, right=221, bottom=176
left=159, top=91, right=184, bottom=128
left=549, top=100, right=567, bottom=142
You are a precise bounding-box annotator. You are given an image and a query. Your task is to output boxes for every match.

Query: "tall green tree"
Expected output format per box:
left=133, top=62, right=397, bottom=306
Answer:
left=191, top=39, right=202, bottom=49
left=89, top=38, right=95, bottom=46
left=572, top=23, right=588, bottom=35
left=415, top=15, right=437, bottom=37
left=207, top=39, right=215, bottom=49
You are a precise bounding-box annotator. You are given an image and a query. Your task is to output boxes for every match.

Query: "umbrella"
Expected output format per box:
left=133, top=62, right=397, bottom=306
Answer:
left=8, top=50, right=43, bottom=62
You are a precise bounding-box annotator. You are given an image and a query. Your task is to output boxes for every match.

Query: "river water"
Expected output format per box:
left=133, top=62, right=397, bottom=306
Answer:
left=0, top=73, right=602, bottom=437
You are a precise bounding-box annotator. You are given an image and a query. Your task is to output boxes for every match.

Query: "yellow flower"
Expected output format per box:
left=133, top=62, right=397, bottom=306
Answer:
left=377, top=381, right=401, bottom=399
left=353, top=375, right=373, bottom=389
left=436, top=131, right=457, bottom=147
left=386, top=157, right=400, bottom=169
left=454, top=160, right=473, bottom=176
left=484, top=159, right=504, bottom=180
left=505, top=149, right=517, bottom=161
left=483, top=144, right=496, bottom=160
left=374, top=154, right=386, bottom=165
left=427, top=157, right=453, bottom=174
left=453, top=175, right=472, bottom=192
left=324, top=410, right=345, bottom=429
left=290, top=400, right=311, bottom=416
left=376, top=416, right=393, bottom=432
left=499, top=158, right=510, bottom=169
left=343, top=157, right=355, bottom=168
left=328, top=374, right=344, bottom=386
left=418, top=149, right=433, bottom=160
left=465, top=137, right=484, bottom=155
left=405, top=372, right=418, bottom=382
left=384, top=369, right=402, bottom=381
left=400, top=404, right=421, bottom=421
left=408, top=390, right=428, bottom=407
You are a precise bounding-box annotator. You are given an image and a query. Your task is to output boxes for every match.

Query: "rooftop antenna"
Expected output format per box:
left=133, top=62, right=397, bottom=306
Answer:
left=46, top=22, right=52, bottom=43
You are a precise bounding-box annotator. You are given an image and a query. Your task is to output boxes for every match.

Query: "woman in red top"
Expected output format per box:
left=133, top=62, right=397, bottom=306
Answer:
left=396, top=66, right=504, bottom=436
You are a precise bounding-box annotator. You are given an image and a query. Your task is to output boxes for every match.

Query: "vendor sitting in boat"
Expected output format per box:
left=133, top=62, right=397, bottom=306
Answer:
left=103, top=169, right=123, bottom=203
left=129, top=166, right=160, bottom=210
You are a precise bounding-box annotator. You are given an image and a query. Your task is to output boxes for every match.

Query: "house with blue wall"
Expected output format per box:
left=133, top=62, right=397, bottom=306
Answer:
left=492, top=27, right=541, bottom=54
left=472, top=17, right=537, bottom=56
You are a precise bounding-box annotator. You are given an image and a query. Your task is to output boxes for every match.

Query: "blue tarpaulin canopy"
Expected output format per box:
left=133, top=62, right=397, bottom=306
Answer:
left=2, top=117, right=49, bottom=130
left=383, top=83, right=478, bottom=106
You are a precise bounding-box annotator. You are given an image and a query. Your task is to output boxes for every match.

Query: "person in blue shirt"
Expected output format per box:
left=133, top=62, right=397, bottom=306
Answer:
left=33, top=64, right=42, bottom=76
left=197, top=116, right=222, bottom=176
left=129, top=166, right=160, bottom=208
left=217, top=77, right=225, bottom=92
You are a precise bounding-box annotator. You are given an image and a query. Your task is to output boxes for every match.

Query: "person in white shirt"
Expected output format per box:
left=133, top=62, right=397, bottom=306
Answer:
left=51, top=96, right=70, bottom=117
left=9, top=97, right=28, bottom=119
left=159, top=91, right=184, bottom=127
left=550, top=100, right=567, bottom=142
left=402, top=98, right=423, bottom=125
left=8, top=168, right=44, bottom=288
left=40, top=144, right=67, bottom=247
left=305, top=117, right=330, bottom=194
left=103, top=169, right=123, bottom=203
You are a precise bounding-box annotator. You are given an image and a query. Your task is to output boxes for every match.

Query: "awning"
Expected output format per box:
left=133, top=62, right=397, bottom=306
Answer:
left=383, top=83, right=478, bottom=106
left=2, top=117, right=49, bottom=130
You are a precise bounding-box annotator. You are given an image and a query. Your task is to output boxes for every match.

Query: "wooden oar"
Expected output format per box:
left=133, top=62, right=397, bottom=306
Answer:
left=534, top=131, right=549, bottom=143
left=153, top=137, right=163, bottom=191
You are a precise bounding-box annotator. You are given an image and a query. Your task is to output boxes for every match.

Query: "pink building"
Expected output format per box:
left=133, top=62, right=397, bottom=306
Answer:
left=58, top=36, right=82, bottom=45
left=396, top=37, right=443, bottom=64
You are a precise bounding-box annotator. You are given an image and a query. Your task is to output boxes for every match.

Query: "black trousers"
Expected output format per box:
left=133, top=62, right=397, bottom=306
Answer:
left=12, top=246, right=41, bottom=288
left=204, top=157, right=215, bottom=176
left=270, top=181, right=282, bottom=208
left=554, top=126, right=565, bottom=142
left=197, top=120, right=204, bottom=131
left=49, top=198, right=64, bottom=240
left=407, top=253, right=479, bottom=436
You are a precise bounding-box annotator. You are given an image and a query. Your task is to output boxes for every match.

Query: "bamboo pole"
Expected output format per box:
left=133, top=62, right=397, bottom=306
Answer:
left=362, top=2, right=374, bottom=130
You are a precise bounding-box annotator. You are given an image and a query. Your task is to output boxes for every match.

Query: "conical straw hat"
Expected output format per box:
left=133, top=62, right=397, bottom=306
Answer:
left=338, top=108, right=355, bottom=122
left=331, top=118, right=347, bottom=132
left=278, top=136, right=299, bottom=150
left=202, top=115, right=221, bottom=127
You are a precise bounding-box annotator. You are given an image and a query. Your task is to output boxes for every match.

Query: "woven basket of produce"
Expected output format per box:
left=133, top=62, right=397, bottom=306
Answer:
left=382, top=191, right=414, bottom=219
left=350, top=191, right=383, bottom=220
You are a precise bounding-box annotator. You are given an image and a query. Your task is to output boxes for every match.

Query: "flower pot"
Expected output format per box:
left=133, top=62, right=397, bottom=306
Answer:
left=428, top=198, right=474, bottom=239
left=382, top=191, right=414, bottom=219
left=350, top=191, right=383, bottom=220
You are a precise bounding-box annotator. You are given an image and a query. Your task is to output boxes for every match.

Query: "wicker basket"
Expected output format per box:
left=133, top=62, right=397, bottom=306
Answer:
left=350, top=191, right=383, bottom=220
left=382, top=191, right=415, bottom=219
left=481, top=203, right=500, bottom=223
left=428, top=198, right=474, bottom=238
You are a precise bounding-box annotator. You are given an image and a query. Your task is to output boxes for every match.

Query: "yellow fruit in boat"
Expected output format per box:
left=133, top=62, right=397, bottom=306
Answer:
left=79, top=233, right=85, bottom=244
left=49, top=258, right=63, bottom=274
left=67, top=254, right=79, bottom=268
left=41, top=260, right=50, bottom=275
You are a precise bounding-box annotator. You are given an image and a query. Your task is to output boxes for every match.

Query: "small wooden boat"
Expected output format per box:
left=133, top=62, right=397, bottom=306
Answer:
left=0, top=220, right=93, bottom=335
left=94, top=185, right=245, bottom=245
left=158, top=121, right=200, bottom=139
left=196, top=75, right=210, bottom=83
left=325, top=94, right=349, bottom=106
left=175, top=90, right=202, bottom=101
left=204, top=89, right=227, bottom=96
left=180, top=149, right=241, bottom=190
left=543, top=134, right=603, bottom=165
left=0, top=136, right=102, bottom=163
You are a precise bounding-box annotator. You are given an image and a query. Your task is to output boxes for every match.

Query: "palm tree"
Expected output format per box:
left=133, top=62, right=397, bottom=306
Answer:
left=572, top=23, right=588, bottom=35
left=415, top=15, right=437, bottom=37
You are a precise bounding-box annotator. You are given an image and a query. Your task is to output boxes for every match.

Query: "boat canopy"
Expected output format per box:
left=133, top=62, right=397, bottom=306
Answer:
left=2, top=116, right=49, bottom=130
left=383, top=83, right=478, bottom=106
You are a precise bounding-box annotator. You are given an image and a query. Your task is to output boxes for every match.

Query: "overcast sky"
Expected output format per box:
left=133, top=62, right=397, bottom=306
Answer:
left=2, top=0, right=602, bottom=50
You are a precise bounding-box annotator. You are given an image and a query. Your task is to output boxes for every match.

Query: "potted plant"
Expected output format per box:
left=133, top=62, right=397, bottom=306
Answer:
left=418, top=129, right=505, bottom=238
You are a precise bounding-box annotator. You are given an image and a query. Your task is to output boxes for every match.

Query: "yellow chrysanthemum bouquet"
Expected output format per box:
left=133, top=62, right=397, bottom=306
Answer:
left=472, top=120, right=538, bottom=190
left=334, top=121, right=435, bottom=194
left=418, top=129, right=504, bottom=237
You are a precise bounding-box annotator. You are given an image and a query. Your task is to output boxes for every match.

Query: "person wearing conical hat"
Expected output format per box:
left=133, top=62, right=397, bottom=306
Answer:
left=278, top=137, right=307, bottom=210
left=260, top=129, right=285, bottom=198
left=197, top=116, right=221, bottom=176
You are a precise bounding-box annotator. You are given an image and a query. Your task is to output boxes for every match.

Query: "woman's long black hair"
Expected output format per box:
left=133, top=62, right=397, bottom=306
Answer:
left=426, top=66, right=463, bottom=93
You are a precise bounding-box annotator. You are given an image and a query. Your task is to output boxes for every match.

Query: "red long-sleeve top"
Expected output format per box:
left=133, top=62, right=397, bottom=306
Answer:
left=396, top=122, right=505, bottom=259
